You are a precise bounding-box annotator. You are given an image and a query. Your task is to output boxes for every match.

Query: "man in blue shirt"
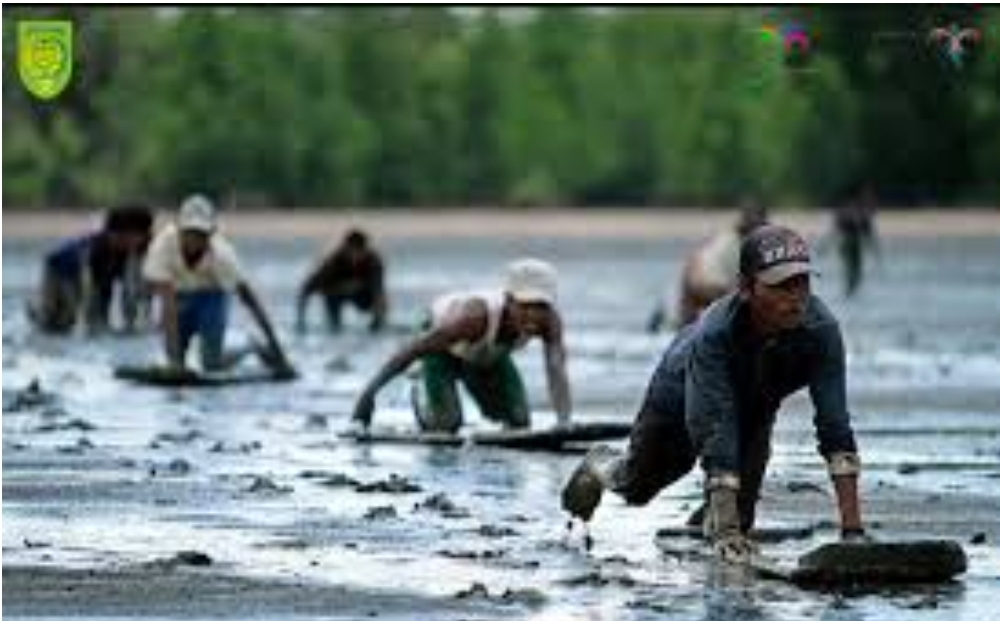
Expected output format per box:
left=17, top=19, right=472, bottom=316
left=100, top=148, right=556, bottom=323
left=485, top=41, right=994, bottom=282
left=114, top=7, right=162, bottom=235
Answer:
left=28, top=205, right=153, bottom=334
left=563, top=225, right=866, bottom=563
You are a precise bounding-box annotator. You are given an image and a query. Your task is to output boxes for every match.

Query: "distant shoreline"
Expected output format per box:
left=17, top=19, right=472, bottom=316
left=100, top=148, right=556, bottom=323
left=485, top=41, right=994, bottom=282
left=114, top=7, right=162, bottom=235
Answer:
left=4, top=207, right=998, bottom=241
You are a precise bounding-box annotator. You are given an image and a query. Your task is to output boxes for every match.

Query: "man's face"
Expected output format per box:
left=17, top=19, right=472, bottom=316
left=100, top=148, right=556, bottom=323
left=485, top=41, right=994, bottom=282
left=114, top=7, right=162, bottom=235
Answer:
left=510, top=299, right=552, bottom=336
left=114, top=230, right=149, bottom=254
left=179, top=229, right=211, bottom=264
left=747, top=274, right=810, bottom=333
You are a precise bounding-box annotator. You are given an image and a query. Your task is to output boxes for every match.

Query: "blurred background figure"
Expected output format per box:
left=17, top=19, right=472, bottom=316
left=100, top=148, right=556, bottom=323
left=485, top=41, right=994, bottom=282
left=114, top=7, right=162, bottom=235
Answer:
left=351, top=258, right=571, bottom=434
left=143, top=194, right=294, bottom=376
left=296, top=228, right=387, bottom=334
left=821, top=182, right=881, bottom=298
left=648, top=200, right=768, bottom=332
left=27, top=203, right=154, bottom=335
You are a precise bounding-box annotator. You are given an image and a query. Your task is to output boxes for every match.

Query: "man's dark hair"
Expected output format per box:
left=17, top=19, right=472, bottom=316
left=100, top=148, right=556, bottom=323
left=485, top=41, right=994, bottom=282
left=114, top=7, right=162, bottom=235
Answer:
left=345, top=228, right=368, bottom=248
left=105, top=203, right=154, bottom=234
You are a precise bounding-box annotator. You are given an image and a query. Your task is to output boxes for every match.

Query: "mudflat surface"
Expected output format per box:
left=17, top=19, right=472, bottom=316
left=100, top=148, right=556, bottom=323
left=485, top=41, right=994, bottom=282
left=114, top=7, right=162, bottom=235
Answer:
left=5, top=209, right=1000, bottom=619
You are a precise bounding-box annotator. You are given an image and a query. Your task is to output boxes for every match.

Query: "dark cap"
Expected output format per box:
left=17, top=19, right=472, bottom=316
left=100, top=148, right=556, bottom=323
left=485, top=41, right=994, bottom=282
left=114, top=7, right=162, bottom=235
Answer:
left=739, top=224, right=815, bottom=285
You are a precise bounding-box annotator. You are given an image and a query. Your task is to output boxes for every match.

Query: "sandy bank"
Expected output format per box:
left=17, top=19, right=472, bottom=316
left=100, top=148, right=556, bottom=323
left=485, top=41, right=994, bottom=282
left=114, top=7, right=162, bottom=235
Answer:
left=4, top=207, right=999, bottom=241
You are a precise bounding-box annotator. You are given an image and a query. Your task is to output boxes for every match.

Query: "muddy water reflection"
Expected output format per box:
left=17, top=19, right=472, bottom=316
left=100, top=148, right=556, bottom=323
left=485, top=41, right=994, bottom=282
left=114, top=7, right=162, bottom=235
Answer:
left=4, top=234, right=1000, bottom=619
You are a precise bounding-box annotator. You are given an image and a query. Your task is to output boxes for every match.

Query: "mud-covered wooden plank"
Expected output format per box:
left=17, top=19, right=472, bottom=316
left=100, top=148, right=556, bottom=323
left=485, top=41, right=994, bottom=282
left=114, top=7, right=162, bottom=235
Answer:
left=340, top=422, right=631, bottom=451
left=790, top=540, right=967, bottom=586
left=114, top=365, right=292, bottom=387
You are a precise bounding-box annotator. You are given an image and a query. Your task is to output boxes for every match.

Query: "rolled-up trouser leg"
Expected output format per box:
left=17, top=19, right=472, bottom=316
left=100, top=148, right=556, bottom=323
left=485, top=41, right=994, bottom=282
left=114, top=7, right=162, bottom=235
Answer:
left=608, top=406, right=697, bottom=506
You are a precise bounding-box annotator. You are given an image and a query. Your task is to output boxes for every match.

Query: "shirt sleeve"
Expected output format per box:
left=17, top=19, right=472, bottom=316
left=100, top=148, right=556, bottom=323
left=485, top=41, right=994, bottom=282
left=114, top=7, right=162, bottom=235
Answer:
left=808, top=321, right=858, bottom=458
left=210, top=236, right=245, bottom=291
left=142, top=228, right=175, bottom=284
left=685, top=328, right=740, bottom=475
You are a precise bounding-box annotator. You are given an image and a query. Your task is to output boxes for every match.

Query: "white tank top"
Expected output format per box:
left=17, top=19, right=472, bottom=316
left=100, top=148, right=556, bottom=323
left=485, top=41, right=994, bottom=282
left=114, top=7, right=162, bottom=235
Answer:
left=430, top=289, right=527, bottom=364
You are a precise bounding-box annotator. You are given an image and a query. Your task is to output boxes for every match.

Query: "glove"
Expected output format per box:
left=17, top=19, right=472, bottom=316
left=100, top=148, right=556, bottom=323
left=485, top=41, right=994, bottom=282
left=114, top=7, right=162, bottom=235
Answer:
left=704, top=475, right=755, bottom=564
left=827, top=452, right=861, bottom=477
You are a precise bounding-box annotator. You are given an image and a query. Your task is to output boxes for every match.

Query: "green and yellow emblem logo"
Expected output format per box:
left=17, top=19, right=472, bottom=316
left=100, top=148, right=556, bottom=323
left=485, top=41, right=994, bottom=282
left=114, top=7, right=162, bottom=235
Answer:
left=17, top=20, right=74, bottom=100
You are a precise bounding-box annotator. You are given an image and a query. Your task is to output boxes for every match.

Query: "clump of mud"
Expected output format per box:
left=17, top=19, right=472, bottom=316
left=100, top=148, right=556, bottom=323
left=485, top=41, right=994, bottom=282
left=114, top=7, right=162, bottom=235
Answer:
left=355, top=474, right=422, bottom=494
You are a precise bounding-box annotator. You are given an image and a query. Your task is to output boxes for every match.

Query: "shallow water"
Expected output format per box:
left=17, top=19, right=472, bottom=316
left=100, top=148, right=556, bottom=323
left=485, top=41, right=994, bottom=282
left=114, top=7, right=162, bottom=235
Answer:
left=4, top=232, right=1000, bottom=619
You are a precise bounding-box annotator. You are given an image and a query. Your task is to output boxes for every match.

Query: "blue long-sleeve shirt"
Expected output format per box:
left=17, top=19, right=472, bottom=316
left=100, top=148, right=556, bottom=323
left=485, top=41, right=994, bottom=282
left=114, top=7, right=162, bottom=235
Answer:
left=644, top=292, right=857, bottom=475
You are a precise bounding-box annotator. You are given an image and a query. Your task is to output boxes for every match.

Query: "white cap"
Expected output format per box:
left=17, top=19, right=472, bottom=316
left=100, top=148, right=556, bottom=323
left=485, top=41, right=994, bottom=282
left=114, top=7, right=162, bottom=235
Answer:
left=504, top=258, right=558, bottom=306
left=177, top=194, right=216, bottom=233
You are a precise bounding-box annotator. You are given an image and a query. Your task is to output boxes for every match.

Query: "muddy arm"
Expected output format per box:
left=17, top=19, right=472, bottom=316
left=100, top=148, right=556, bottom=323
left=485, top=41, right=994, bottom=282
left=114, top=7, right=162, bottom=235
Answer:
left=151, top=281, right=183, bottom=368
left=236, top=282, right=290, bottom=368
left=353, top=302, right=486, bottom=426
left=543, top=312, right=572, bottom=424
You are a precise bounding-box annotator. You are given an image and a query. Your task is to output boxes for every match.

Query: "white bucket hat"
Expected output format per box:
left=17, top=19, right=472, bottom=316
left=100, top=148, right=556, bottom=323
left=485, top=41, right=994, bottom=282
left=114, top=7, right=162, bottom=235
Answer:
left=177, top=194, right=216, bottom=233
left=504, top=258, right=558, bottom=306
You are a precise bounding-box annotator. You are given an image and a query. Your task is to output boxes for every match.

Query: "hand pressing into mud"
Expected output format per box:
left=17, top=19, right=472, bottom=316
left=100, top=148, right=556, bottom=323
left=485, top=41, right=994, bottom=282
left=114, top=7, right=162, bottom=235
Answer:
left=346, top=419, right=370, bottom=439
left=841, top=527, right=874, bottom=544
left=351, top=390, right=376, bottom=431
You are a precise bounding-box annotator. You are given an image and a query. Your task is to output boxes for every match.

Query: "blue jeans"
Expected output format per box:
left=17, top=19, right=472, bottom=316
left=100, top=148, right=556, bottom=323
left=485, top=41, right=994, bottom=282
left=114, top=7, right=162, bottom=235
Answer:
left=177, top=290, right=229, bottom=371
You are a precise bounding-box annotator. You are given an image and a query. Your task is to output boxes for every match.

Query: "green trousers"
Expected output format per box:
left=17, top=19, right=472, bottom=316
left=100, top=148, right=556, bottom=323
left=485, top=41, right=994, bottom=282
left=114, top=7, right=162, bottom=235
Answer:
left=413, top=352, right=530, bottom=433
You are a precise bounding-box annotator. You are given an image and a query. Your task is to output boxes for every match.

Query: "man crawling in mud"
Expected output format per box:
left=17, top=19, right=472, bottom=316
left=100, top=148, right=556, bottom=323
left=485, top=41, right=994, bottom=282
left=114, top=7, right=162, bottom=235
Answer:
left=352, top=258, right=572, bottom=433
left=563, top=225, right=867, bottom=563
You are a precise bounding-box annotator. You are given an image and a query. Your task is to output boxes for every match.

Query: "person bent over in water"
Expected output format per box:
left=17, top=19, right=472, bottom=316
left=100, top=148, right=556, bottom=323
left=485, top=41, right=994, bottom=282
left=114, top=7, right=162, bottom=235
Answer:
left=649, top=201, right=768, bottom=331
left=297, top=228, right=388, bottom=333
left=565, top=225, right=867, bottom=563
left=142, top=194, right=294, bottom=377
left=28, top=204, right=154, bottom=335
left=352, top=258, right=572, bottom=433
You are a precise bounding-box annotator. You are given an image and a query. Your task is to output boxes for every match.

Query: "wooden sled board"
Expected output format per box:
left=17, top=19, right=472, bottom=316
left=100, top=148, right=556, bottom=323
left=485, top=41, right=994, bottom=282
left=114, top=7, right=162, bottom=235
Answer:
left=340, top=429, right=465, bottom=447
left=471, top=422, right=631, bottom=450
left=341, top=421, right=631, bottom=451
left=656, top=534, right=967, bottom=587
left=656, top=522, right=819, bottom=544
left=114, top=364, right=296, bottom=387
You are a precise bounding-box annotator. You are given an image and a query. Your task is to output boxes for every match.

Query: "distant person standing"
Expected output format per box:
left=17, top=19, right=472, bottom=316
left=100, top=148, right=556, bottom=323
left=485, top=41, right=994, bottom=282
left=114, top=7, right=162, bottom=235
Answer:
left=830, top=183, right=880, bottom=298
left=648, top=201, right=768, bottom=331
left=296, top=229, right=387, bottom=333
left=28, top=204, right=154, bottom=334
left=142, top=194, right=294, bottom=376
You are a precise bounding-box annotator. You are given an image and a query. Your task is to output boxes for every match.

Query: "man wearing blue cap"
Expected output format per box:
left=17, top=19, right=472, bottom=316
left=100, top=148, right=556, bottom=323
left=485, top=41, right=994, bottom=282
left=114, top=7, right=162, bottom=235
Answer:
left=562, top=225, right=866, bottom=563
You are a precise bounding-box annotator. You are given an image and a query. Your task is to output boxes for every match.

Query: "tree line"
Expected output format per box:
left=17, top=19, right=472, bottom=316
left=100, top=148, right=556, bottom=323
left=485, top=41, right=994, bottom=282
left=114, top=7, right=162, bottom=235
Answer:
left=3, top=5, right=997, bottom=209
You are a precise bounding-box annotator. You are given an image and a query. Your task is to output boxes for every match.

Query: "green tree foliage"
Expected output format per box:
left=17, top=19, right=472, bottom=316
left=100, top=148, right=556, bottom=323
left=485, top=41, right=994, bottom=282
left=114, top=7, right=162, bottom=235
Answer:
left=3, top=6, right=997, bottom=208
